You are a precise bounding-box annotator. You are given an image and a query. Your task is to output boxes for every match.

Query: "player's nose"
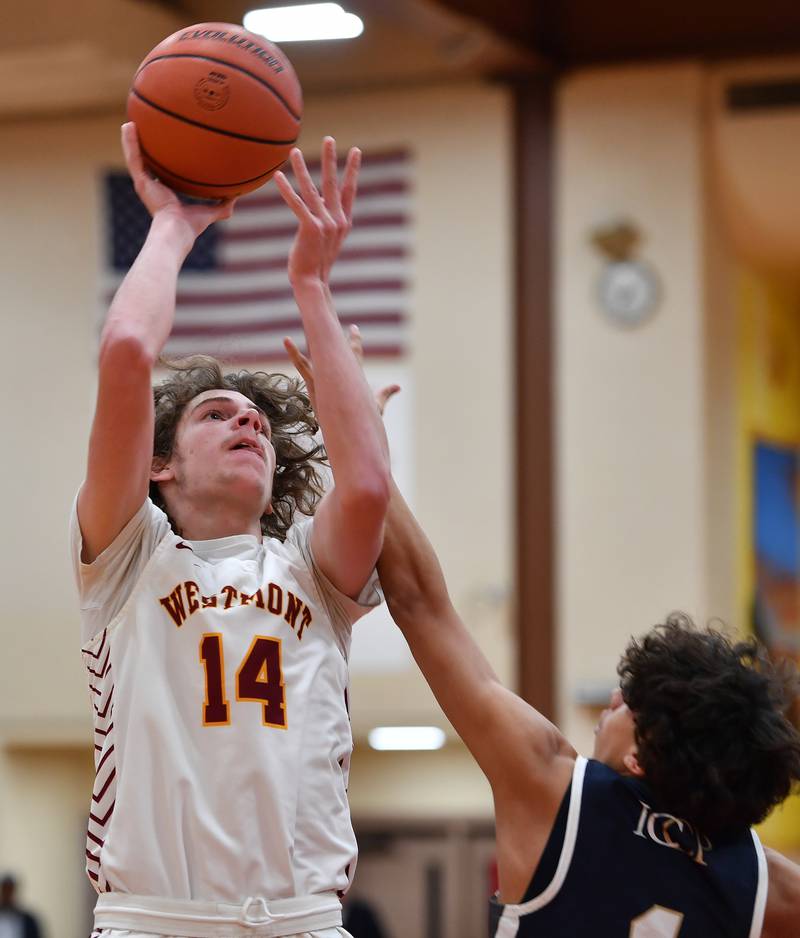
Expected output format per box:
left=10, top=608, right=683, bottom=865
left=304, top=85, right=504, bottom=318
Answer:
left=238, top=408, right=262, bottom=432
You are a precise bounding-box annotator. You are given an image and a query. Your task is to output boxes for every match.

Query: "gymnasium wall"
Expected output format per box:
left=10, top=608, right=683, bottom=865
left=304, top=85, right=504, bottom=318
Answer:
left=555, top=63, right=709, bottom=746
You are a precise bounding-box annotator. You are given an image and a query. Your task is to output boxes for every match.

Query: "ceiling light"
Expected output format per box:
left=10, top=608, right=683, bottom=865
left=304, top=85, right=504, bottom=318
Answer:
left=368, top=726, right=446, bottom=751
left=244, top=4, right=364, bottom=42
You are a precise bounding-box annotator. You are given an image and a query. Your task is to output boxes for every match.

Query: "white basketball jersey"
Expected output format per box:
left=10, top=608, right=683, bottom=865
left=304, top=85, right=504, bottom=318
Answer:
left=70, top=498, right=379, bottom=902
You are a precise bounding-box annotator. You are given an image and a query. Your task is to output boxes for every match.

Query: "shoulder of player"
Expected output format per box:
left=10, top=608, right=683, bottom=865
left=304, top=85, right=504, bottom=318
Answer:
left=762, top=846, right=800, bottom=938
left=488, top=696, right=577, bottom=804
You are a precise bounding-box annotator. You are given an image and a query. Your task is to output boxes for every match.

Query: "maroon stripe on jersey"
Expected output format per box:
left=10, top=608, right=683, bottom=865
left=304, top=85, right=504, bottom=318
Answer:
left=94, top=692, right=113, bottom=719
left=85, top=640, right=115, bottom=899
left=96, top=746, right=114, bottom=773
left=83, top=630, right=107, bottom=660
left=87, top=651, right=111, bottom=679
left=89, top=803, right=115, bottom=826
left=92, top=768, right=116, bottom=802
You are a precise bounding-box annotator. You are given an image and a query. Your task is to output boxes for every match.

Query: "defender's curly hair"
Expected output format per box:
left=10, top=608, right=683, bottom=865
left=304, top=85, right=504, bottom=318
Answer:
left=618, top=613, right=800, bottom=836
left=151, top=356, right=326, bottom=541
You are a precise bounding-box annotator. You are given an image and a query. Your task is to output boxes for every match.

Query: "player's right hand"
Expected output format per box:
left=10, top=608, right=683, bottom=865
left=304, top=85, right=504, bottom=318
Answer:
left=121, top=122, right=236, bottom=240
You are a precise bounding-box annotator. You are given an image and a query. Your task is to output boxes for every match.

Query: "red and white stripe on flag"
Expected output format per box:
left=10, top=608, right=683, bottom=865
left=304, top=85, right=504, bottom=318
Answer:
left=103, top=149, right=412, bottom=363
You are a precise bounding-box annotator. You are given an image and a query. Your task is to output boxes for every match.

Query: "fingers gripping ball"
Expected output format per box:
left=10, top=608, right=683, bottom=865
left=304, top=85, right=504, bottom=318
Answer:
left=127, top=23, right=302, bottom=199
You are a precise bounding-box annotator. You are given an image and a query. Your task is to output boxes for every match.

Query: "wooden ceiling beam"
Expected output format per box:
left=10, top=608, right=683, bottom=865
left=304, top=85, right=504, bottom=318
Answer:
left=432, top=0, right=800, bottom=66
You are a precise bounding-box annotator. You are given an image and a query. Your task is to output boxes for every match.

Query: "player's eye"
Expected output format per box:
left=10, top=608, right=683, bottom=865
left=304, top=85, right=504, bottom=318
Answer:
left=205, top=410, right=224, bottom=420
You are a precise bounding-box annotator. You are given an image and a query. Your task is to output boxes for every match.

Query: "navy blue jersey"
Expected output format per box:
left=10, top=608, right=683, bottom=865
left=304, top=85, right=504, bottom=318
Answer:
left=489, top=757, right=767, bottom=938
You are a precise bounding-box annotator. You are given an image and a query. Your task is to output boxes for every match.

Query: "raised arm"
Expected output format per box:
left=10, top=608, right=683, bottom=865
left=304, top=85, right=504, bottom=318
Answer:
left=77, top=123, right=234, bottom=562
left=762, top=846, right=800, bottom=938
left=274, top=140, right=390, bottom=599
left=377, top=479, right=576, bottom=795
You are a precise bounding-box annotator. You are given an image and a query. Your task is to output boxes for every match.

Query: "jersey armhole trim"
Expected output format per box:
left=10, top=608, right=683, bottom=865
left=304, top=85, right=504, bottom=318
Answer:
left=503, top=755, right=587, bottom=917
left=748, top=828, right=768, bottom=938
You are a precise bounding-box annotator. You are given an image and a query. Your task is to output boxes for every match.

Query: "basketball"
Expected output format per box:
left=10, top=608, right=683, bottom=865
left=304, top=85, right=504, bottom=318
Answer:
left=127, top=23, right=302, bottom=200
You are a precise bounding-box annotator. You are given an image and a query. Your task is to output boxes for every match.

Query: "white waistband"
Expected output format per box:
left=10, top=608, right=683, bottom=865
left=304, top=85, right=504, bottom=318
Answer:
left=94, top=892, right=342, bottom=938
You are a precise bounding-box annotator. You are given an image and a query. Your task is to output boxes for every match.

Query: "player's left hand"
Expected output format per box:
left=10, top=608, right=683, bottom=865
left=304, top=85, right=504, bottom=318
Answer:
left=274, top=137, right=360, bottom=286
left=122, top=122, right=236, bottom=240
left=284, top=325, right=400, bottom=416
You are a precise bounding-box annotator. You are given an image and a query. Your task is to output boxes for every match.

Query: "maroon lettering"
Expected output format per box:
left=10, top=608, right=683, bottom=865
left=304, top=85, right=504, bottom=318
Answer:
left=267, top=583, right=283, bottom=615
left=221, top=586, right=238, bottom=609
left=199, top=634, right=230, bottom=725
left=185, top=580, right=200, bottom=615
left=159, top=585, right=187, bottom=627
left=298, top=606, right=312, bottom=640
left=284, top=591, right=303, bottom=629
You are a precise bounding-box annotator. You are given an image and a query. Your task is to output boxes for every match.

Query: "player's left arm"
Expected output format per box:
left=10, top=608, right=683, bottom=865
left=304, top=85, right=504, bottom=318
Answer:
left=274, top=140, right=390, bottom=600
left=762, top=846, right=800, bottom=938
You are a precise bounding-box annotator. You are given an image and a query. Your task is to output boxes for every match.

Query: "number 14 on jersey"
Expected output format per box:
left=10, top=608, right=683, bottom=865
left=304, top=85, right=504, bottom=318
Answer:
left=199, top=633, right=287, bottom=728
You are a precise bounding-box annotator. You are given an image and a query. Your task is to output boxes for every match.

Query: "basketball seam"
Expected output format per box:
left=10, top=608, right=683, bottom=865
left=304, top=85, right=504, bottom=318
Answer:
left=139, top=142, right=288, bottom=190
left=131, top=88, right=298, bottom=146
left=135, top=52, right=302, bottom=122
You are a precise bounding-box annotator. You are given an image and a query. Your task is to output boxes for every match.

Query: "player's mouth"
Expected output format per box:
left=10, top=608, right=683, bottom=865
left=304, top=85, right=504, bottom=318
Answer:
left=229, top=437, right=265, bottom=460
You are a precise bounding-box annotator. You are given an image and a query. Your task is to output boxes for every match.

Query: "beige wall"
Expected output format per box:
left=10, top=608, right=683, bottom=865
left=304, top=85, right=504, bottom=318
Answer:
left=555, top=63, right=710, bottom=749
left=1, top=746, right=96, bottom=938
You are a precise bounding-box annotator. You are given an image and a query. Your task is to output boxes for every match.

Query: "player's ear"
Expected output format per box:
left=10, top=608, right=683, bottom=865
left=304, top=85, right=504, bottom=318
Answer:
left=264, top=500, right=274, bottom=515
left=150, top=456, right=174, bottom=483
left=622, top=751, right=645, bottom=778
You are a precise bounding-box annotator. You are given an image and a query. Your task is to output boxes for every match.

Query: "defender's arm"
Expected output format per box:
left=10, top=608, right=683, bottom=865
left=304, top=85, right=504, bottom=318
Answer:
left=762, top=846, right=800, bottom=938
left=377, top=479, right=575, bottom=795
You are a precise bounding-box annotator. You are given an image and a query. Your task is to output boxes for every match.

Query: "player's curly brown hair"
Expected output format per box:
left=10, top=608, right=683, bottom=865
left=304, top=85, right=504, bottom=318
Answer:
left=150, top=356, right=326, bottom=540
left=618, top=612, right=800, bottom=836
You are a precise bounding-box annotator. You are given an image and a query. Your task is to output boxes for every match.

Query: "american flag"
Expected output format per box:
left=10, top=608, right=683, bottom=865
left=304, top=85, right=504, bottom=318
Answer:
left=102, top=149, right=412, bottom=362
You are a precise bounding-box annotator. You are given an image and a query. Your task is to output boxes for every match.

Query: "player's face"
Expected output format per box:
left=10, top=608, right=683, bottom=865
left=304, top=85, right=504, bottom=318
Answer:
left=592, top=687, right=640, bottom=774
left=167, top=389, right=276, bottom=516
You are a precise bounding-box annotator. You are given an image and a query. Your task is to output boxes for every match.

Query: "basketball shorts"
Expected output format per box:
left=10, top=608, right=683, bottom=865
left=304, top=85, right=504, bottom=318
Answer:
left=96, top=930, right=351, bottom=938
left=92, top=892, right=352, bottom=938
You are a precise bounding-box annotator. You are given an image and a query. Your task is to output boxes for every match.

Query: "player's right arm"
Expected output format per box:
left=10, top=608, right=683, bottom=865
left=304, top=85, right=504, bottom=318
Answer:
left=77, top=123, right=234, bottom=563
left=762, top=846, right=800, bottom=938
left=376, top=480, right=576, bottom=795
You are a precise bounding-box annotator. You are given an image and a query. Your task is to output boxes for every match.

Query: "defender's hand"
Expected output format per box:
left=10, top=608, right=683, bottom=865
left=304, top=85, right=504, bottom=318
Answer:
left=284, top=325, right=400, bottom=416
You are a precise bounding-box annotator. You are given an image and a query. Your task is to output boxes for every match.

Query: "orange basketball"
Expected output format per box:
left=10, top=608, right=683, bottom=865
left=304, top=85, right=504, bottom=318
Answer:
left=127, top=23, right=302, bottom=200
